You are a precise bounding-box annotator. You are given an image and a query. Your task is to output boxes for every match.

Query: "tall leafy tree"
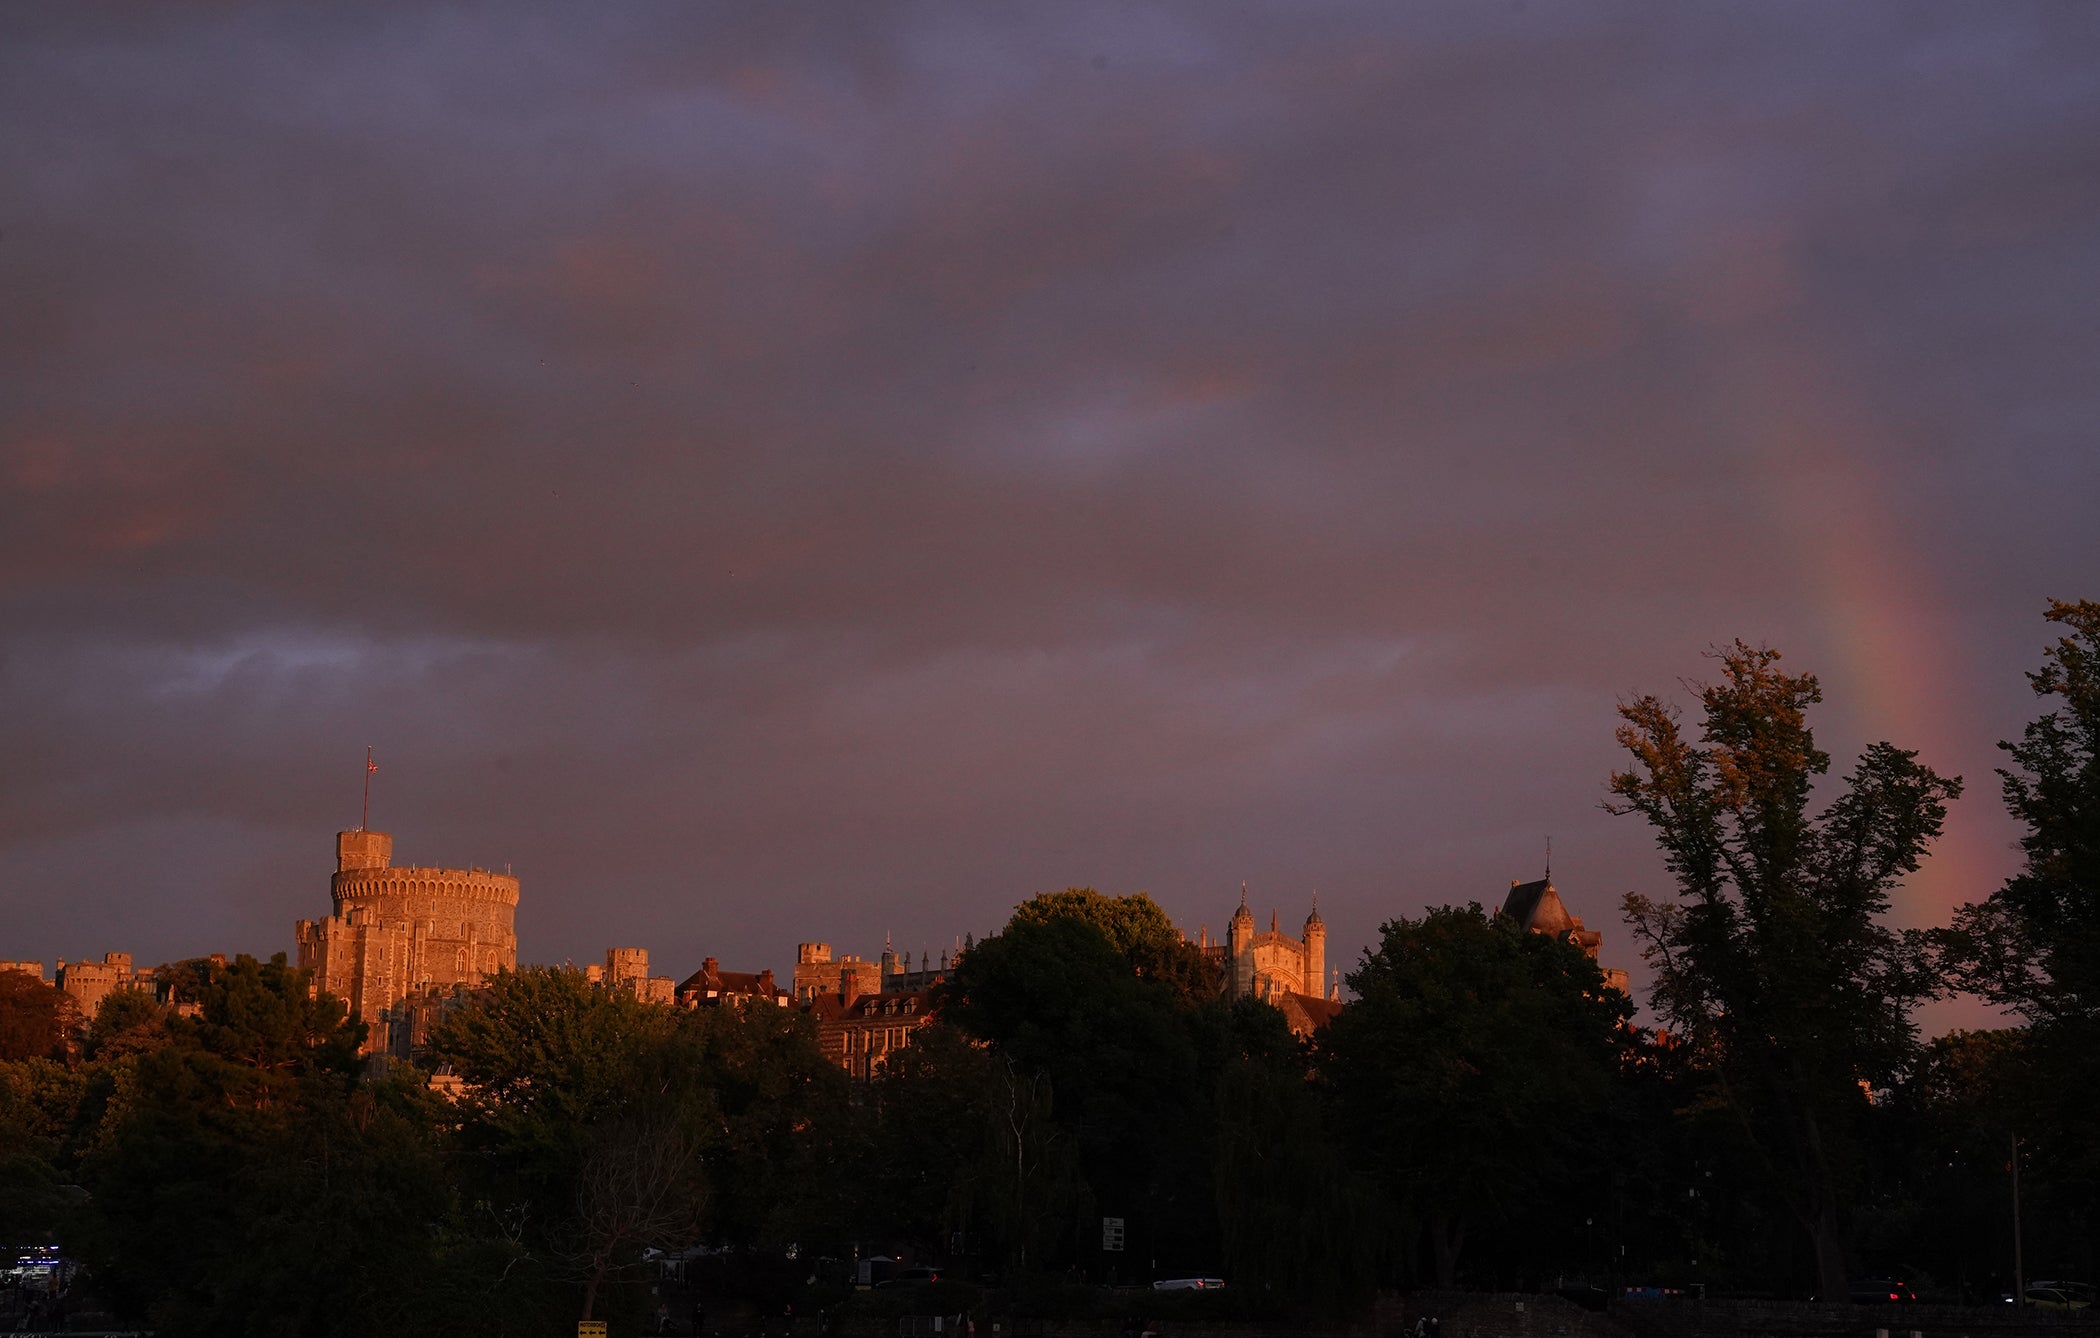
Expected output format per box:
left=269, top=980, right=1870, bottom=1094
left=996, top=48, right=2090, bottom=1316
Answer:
left=1212, top=997, right=1389, bottom=1306
left=432, top=966, right=687, bottom=1323
left=69, top=955, right=449, bottom=1337
left=1320, top=905, right=1628, bottom=1287
left=944, top=902, right=1215, bottom=1274
left=0, top=972, right=79, bottom=1063
left=863, top=1023, right=1088, bottom=1274
left=1608, top=642, right=1960, bottom=1297
left=432, top=968, right=847, bottom=1323
left=1008, top=888, right=1221, bottom=999
left=1942, top=598, right=2100, bottom=1277
left=1946, top=599, right=2100, bottom=1025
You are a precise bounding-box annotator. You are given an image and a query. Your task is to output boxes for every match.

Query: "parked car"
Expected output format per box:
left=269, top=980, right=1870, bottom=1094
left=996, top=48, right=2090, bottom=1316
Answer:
left=1849, top=1280, right=1916, bottom=1304
left=1151, top=1278, right=1226, bottom=1291
left=2024, top=1284, right=2092, bottom=1310
left=876, top=1266, right=943, bottom=1287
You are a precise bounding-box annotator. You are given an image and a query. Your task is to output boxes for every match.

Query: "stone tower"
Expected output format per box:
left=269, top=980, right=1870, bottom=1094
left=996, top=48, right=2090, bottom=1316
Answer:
left=295, top=828, right=519, bottom=1052
left=1303, top=899, right=1325, bottom=1000
left=1224, top=886, right=1325, bottom=1003
left=1218, top=886, right=1342, bottom=1036
left=1227, top=890, right=1257, bottom=998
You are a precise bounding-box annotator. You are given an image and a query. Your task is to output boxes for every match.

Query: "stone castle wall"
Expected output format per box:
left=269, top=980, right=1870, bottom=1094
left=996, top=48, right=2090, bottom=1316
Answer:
left=328, top=864, right=521, bottom=982
left=296, top=829, right=519, bottom=1052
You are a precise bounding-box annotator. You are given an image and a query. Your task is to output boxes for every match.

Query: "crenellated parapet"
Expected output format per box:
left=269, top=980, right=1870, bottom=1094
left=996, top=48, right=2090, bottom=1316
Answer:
left=297, top=829, right=521, bottom=1056
left=331, top=867, right=521, bottom=909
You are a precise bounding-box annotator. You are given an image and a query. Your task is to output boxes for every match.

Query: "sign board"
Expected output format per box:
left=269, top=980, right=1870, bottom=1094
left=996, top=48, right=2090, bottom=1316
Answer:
left=579, top=1323, right=608, bottom=1338
left=1102, top=1216, right=1126, bottom=1251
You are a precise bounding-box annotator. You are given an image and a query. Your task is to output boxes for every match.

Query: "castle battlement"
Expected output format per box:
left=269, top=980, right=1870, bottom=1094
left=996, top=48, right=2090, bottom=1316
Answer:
left=298, top=829, right=520, bottom=1056
left=330, top=867, right=520, bottom=907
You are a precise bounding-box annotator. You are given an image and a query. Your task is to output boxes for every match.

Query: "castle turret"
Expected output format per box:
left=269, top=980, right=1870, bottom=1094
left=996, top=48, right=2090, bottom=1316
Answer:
left=1227, top=885, right=1256, bottom=999
left=337, top=828, right=392, bottom=872
left=1303, top=897, right=1326, bottom=1002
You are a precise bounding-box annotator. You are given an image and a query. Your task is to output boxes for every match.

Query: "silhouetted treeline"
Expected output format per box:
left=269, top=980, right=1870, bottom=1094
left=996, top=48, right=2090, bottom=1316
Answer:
left=0, top=601, right=2093, bottom=1336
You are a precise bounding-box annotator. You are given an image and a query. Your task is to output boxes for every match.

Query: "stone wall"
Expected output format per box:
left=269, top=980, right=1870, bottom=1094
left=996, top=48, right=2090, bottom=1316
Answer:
left=296, top=829, right=520, bottom=1052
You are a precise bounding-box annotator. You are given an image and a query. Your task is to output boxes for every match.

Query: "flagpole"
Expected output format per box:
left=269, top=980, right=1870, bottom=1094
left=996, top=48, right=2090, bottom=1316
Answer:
left=362, top=745, right=374, bottom=831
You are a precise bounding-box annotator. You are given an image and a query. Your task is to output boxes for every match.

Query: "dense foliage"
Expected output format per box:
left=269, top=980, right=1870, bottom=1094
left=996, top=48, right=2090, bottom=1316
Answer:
left=1607, top=640, right=1961, bottom=1296
left=2, top=605, right=2096, bottom=1330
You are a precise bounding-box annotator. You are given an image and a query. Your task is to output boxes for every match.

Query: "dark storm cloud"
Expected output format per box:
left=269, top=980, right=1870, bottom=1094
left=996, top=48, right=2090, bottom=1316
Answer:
left=4, top=3, right=2097, bottom=1028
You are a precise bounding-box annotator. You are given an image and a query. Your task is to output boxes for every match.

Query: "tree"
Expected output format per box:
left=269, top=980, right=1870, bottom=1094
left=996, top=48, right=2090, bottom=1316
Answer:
left=1942, top=599, right=2100, bottom=1280
left=0, top=1058, right=85, bottom=1262
left=1212, top=997, right=1389, bottom=1306
left=1008, top=888, right=1221, bottom=999
left=70, top=959, right=448, bottom=1336
left=1320, top=905, right=1629, bottom=1287
left=666, top=1000, right=850, bottom=1250
left=864, top=1024, right=1089, bottom=1274
left=432, top=969, right=849, bottom=1322
left=0, top=973, right=78, bottom=1063
left=175, top=953, right=364, bottom=1081
left=566, top=1117, right=705, bottom=1324
left=83, top=988, right=171, bottom=1062
left=1946, top=599, right=2100, bottom=1026
left=430, top=966, right=682, bottom=1320
left=1607, top=641, right=1960, bottom=1297
left=944, top=907, right=1214, bottom=1274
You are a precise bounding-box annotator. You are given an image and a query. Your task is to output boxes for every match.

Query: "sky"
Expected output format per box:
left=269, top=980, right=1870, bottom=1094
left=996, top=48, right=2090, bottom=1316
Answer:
left=3, top=3, right=2096, bottom=1033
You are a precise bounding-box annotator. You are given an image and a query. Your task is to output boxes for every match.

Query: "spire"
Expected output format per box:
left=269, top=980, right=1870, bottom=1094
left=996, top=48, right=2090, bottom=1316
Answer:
left=1306, top=892, right=1324, bottom=929
left=1545, top=835, right=1552, bottom=884
left=1240, top=881, right=1248, bottom=909
left=1270, top=909, right=1278, bottom=933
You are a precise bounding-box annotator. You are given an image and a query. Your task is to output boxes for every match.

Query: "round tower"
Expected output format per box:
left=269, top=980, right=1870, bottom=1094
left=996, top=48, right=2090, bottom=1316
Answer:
left=299, top=827, right=521, bottom=1055
left=324, top=829, right=520, bottom=987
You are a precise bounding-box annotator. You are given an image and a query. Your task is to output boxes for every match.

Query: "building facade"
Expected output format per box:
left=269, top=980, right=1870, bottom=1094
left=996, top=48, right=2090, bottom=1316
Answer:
left=792, top=943, right=883, bottom=1005
left=54, top=952, right=157, bottom=1016
left=676, top=956, right=792, bottom=1009
left=809, top=988, right=936, bottom=1080
left=294, top=828, right=519, bottom=1052
left=1207, top=888, right=1342, bottom=1037
left=591, top=947, right=678, bottom=1004
left=1498, top=877, right=1632, bottom=995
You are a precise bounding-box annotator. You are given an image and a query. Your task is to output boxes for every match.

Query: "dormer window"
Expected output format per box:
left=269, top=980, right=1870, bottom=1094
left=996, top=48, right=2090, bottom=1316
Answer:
left=904, top=998, right=917, bottom=1014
